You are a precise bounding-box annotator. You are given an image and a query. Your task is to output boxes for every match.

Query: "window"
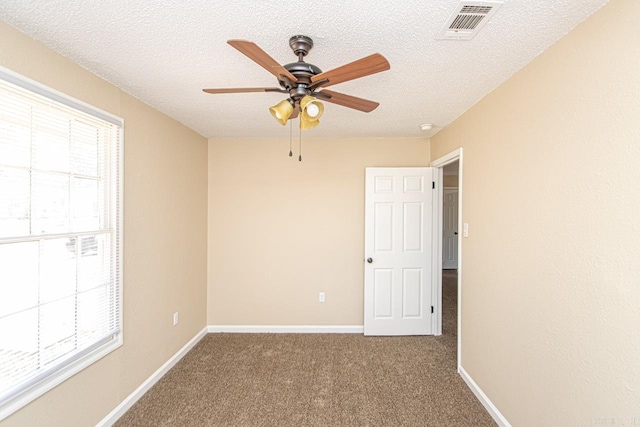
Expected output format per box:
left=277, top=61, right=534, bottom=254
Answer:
left=0, top=68, right=122, bottom=419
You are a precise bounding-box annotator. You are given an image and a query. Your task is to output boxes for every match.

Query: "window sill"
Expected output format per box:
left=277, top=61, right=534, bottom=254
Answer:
left=0, top=334, right=123, bottom=422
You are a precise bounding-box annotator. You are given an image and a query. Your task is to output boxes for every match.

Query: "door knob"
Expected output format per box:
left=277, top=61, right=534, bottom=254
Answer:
left=367, top=258, right=373, bottom=263
left=454, top=232, right=458, bottom=235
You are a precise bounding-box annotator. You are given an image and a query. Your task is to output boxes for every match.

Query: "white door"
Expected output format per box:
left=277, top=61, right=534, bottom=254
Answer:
left=364, top=167, right=434, bottom=336
left=442, top=189, right=459, bottom=269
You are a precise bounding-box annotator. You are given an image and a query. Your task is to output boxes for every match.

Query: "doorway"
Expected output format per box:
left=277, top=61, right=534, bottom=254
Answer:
left=430, top=148, right=463, bottom=370
left=441, top=162, right=459, bottom=366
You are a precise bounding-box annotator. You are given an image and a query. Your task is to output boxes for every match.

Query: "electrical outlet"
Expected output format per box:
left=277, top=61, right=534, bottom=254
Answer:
left=463, top=223, right=469, bottom=238
left=319, top=292, right=325, bottom=303
left=173, top=312, right=179, bottom=326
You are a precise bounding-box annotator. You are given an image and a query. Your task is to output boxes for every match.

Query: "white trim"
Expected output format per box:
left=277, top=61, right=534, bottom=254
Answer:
left=430, top=148, right=462, bottom=168
left=96, top=327, right=208, bottom=427
left=430, top=148, right=463, bottom=368
left=116, top=115, right=125, bottom=368
left=0, top=336, right=122, bottom=422
left=432, top=165, right=444, bottom=336
left=458, top=366, right=511, bottom=427
left=430, top=167, right=441, bottom=336
left=0, top=66, right=122, bottom=126
left=207, top=325, right=364, bottom=334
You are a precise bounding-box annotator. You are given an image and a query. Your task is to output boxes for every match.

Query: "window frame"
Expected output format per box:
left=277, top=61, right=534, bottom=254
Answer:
left=0, top=66, right=124, bottom=421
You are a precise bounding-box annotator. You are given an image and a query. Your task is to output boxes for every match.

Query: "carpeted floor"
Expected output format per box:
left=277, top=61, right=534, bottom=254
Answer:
left=115, top=270, right=495, bottom=426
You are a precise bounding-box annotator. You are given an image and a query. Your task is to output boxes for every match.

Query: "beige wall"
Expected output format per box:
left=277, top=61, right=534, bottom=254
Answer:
left=0, top=22, right=208, bottom=427
left=430, top=0, right=640, bottom=425
left=443, top=175, right=458, bottom=188
left=208, top=137, right=430, bottom=325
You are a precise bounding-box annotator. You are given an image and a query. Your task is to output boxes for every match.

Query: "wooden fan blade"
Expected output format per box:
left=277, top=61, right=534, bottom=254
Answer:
left=310, top=53, right=389, bottom=88
left=203, top=88, right=283, bottom=94
left=227, top=40, right=298, bottom=82
left=319, top=90, right=380, bottom=112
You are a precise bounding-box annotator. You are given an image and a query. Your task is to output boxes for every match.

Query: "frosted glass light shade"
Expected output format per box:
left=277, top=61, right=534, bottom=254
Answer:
left=269, top=99, right=294, bottom=125
left=300, top=114, right=320, bottom=130
left=299, top=96, right=323, bottom=130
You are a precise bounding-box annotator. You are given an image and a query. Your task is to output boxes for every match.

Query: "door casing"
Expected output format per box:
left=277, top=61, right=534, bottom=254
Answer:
left=430, top=148, right=463, bottom=370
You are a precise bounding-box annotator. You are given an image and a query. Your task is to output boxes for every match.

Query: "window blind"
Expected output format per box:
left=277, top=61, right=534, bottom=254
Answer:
left=0, top=71, right=122, bottom=412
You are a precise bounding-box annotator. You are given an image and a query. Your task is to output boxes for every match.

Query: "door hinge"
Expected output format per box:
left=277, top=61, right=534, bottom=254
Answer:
left=432, top=181, right=435, bottom=189
left=431, top=306, right=434, bottom=314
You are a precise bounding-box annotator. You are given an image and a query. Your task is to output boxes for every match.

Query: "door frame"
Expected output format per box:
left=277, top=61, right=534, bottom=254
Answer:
left=430, top=148, right=463, bottom=370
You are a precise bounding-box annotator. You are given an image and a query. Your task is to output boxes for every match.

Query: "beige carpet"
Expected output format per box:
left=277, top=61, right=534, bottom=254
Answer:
left=116, top=271, right=495, bottom=426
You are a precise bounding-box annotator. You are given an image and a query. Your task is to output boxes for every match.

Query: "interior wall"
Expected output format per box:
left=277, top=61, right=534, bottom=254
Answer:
left=430, top=0, right=640, bottom=425
left=0, top=21, right=208, bottom=427
left=208, top=137, right=430, bottom=325
left=443, top=175, right=458, bottom=188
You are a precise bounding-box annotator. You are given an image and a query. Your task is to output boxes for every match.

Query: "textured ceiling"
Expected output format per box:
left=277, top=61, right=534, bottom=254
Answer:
left=0, top=0, right=608, bottom=139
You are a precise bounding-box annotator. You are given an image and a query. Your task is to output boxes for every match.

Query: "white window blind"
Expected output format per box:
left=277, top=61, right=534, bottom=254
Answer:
left=0, top=69, right=122, bottom=418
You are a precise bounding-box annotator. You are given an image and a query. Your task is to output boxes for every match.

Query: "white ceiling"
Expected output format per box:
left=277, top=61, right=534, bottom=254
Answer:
left=0, top=0, right=608, bottom=139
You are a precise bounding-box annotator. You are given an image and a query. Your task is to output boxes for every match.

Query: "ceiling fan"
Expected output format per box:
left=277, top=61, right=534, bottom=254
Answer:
left=203, top=35, right=390, bottom=130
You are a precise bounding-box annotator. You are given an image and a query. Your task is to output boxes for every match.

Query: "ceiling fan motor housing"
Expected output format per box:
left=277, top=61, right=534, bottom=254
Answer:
left=280, top=63, right=323, bottom=102
left=289, top=35, right=313, bottom=58
left=283, top=62, right=323, bottom=79
left=281, top=36, right=323, bottom=102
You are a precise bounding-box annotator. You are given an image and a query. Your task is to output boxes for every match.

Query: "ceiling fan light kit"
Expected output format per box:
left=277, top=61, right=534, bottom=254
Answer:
left=203, top=35, right=389, bottom=129
left=269, top=99, right=294, bottom=125
left=299, top=95, right=324, bottom=130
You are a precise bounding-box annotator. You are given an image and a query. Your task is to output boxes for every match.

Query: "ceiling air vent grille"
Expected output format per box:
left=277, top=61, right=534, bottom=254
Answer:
left=459, top=5, right=493, bottom=14
left=437, top=1, right=503, bottom=40
left=449, top=14, right=485, bottom=30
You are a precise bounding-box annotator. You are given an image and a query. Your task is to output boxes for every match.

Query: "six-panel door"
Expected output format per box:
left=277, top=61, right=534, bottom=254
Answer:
left=364, top=167, right=434, bottom=336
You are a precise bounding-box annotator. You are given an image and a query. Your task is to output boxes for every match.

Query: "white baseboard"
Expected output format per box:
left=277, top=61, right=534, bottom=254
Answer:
left=458, top=365, right=511, bottom=427
left=96, top=326, right=208, bottom=427
left=207, top=325, right=364, bottom=334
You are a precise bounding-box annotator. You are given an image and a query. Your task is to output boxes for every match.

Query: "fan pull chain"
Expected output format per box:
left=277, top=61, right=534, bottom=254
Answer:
left=288, top=119, right=293, bottom=157
left=298, top=122, right=302, bottom=162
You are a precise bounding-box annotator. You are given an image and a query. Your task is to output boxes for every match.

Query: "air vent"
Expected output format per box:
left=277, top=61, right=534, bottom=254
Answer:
left=460, top=5, right=493, bottom=14
left=437, top=1, right=503, bottom=40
